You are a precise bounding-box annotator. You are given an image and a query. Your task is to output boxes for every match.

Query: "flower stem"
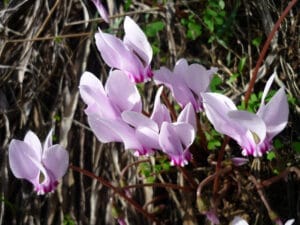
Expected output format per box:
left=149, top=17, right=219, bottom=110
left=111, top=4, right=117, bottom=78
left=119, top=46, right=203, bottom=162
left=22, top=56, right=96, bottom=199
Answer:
left=244, top=0, right=298, bottom=107
left=70, top=165, right=160, bottom=224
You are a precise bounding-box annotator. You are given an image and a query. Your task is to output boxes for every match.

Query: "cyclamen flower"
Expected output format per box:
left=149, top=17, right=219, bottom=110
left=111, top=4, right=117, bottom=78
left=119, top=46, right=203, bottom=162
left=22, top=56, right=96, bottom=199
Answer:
left=8, top=130, right=69, bottom=195
left=231, top=216, right=294, bottom=225
left=202, top=73, right=289, bottom=157
left=79, top=70, right=147, bottom=155
left=95, top=16, right=153, bottom=83
left=159, top=103, right=196, bottom=166
left=91, top=0, right=109, bottom=23
left=154, top=58, right=217, bottom=112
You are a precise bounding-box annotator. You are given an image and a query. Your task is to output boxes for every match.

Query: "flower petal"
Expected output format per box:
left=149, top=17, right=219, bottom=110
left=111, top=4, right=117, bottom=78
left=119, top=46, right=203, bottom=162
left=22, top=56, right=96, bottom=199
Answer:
left=24, top=130, right=43, bottom=161
left=79, top=71, right=118, bottom=118
left=122, top=111, right=158, bottom=132
left=88, top=115, right=141, bottom=150
left=9, top=140, right=40, bottom=180
left=91, top=0, right=109, bottom=23
left=95, top=29, right=144, bottom=80
left=42, top=145, right=69, bottom=180
left=177, top=103, right=197, bottom=131
left=202, top=92, right=244, bottom=142
left=257, top=87, right=289, bottom=139
left=123, top=16, right=152, bottom=67
left=159, top=122, right=194, bottom=166
left=230, top=216, right=248, bottom=225
left=43, top=129, right=53, bottom=151
left=150, top=86, right=171, bottom=127
left=227, top=110, right=266, bottom=145
left=105, top=70, right=142, bottom=112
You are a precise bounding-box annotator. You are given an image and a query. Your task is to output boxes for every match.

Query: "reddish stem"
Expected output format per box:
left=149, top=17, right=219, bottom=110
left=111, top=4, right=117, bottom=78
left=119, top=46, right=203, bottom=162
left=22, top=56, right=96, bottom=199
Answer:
left=70, top=165, right=160, bottom=224
left=212, top=136, right=229, bottom=197
left=244, top=0, right=298, bottom=107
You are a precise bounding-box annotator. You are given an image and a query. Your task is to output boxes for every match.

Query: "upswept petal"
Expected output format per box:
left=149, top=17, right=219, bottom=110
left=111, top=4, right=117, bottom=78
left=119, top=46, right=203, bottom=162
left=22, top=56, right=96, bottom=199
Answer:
left=87, top=116, right=124, bottom=143
left=257, top=87, right=289, bottom=139
left=105, top=70, right=142, bottom=112
left=123, top=16, right=152, bottom=67
left=227, top=110, right=266, bottom=145
left=79, top=71, right=105, bottom=103
left=230, top=216, right=248, bottom=225
left=95, top=29, right=144, bottom=78
left=159, top=122, right=194, bottom=166
left=136, top=127, right=160, bottom=150
left=91, top=0, right=109, bottom=23
left=8, top=140, right=40, bottom=180
left=154, top=66, right=176, bottom=87
left=150, top=86, right=172, bottom=127
left=88, top=115, right=141, bottom=151
left=172, top=122, right=195, bottom=148
left=43, top=129, right=53, bottom=150
left=259, top=72, right=276, bottom=107
left=121, top=111, right=158, bottom=132
left=79, top=72, right=118, bottom=118
left=42, top=145, right=69, bottom=180
left=174, top=59, right=216, bottom=95
left=177, top=103, right=197, bottom=131
left=24, top=130, right=43, bottom=161
left=202, top=93, right=245, bottom=143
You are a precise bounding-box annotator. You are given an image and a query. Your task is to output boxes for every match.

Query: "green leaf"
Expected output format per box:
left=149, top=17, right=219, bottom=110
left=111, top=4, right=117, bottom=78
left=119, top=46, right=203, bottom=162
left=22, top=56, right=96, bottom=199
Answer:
left=210, top=75, right=222, bottom=92
left=218, top=0, right=225, bottom=9
left=273, top=139, right=284, bottom=149
left=227, top=73, right=239, bottom=84
left=252, top=36, right=262, bottom=48
left=292, top=142, right=300, bottom=153
left=124, top=0, right=132, bottom=11
left=145, top=21, right=165, bottom=38
left=267, top=151, right=276, bottom=161
left=208, top=140, right=221, bottom=150
left=238, top=56, right=247, bottom=73
left=187, top=22, right=202, bottom=40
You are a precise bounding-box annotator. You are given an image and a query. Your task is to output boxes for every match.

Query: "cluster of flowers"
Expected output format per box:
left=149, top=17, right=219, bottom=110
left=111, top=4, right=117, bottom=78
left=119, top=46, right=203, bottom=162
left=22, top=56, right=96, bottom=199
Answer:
left=80, top=15, right=289, bottom=164
left=7, top=2, right=291, bottom=224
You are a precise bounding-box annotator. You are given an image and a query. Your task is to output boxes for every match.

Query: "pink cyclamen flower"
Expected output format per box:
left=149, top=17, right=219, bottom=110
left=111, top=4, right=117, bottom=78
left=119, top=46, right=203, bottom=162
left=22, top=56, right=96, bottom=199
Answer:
left=202, top=73, right=289, bottom=157
left=80, top=70, right=162, bottom=156
left=95, top=16, right=153, bottom=83
left=8, top=130, right=69, bottom=195
left=154, top=58, right=217, bottom=112
left=91, top=0, right=109, bottom=23
left=79, top=70, right=146, bottom=154
left=231, top=216, right=294, bottom=225
left=158, top=103, right=196, bottom=167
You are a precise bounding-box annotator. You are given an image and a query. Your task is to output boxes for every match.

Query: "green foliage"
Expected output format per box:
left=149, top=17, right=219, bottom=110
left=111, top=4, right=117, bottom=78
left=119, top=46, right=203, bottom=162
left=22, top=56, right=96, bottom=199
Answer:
left=273, top=139, right=284, bottom=149
left=124, top=0, right=132, bottom=11
left=181, top=15, right=202, bottom=40
left=238, top=56, right=247, bottom=73
left=203, top=0, right=238, bottom=43
left=144, top=20, right=165, bottom=55
left=252, top=36, right=263, bottom=48
left=210, top=74, right=222, bottom=92
left=63, top=215, right=76, bottom=225
left=138, top=157, right=171, bottom=183
left=292, top=141, right=300, bottom=153
left=145, top=21, right=165, bottom=38
left=267, top=151, right=276, bottom=161
left=205, top=129, right=222, bottom=150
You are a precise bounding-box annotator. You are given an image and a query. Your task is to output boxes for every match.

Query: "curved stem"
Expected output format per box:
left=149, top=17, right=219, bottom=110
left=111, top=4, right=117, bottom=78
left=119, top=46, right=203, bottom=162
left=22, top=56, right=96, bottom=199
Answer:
left=123, top=182, right=192, bottom=192
left=244, top=0, right=298, bottom=107
left=213, top=136, right=229, bottom=197
left=196, top=166, right=232, bottom=198
left=70, top=165, right=160, bottom=224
